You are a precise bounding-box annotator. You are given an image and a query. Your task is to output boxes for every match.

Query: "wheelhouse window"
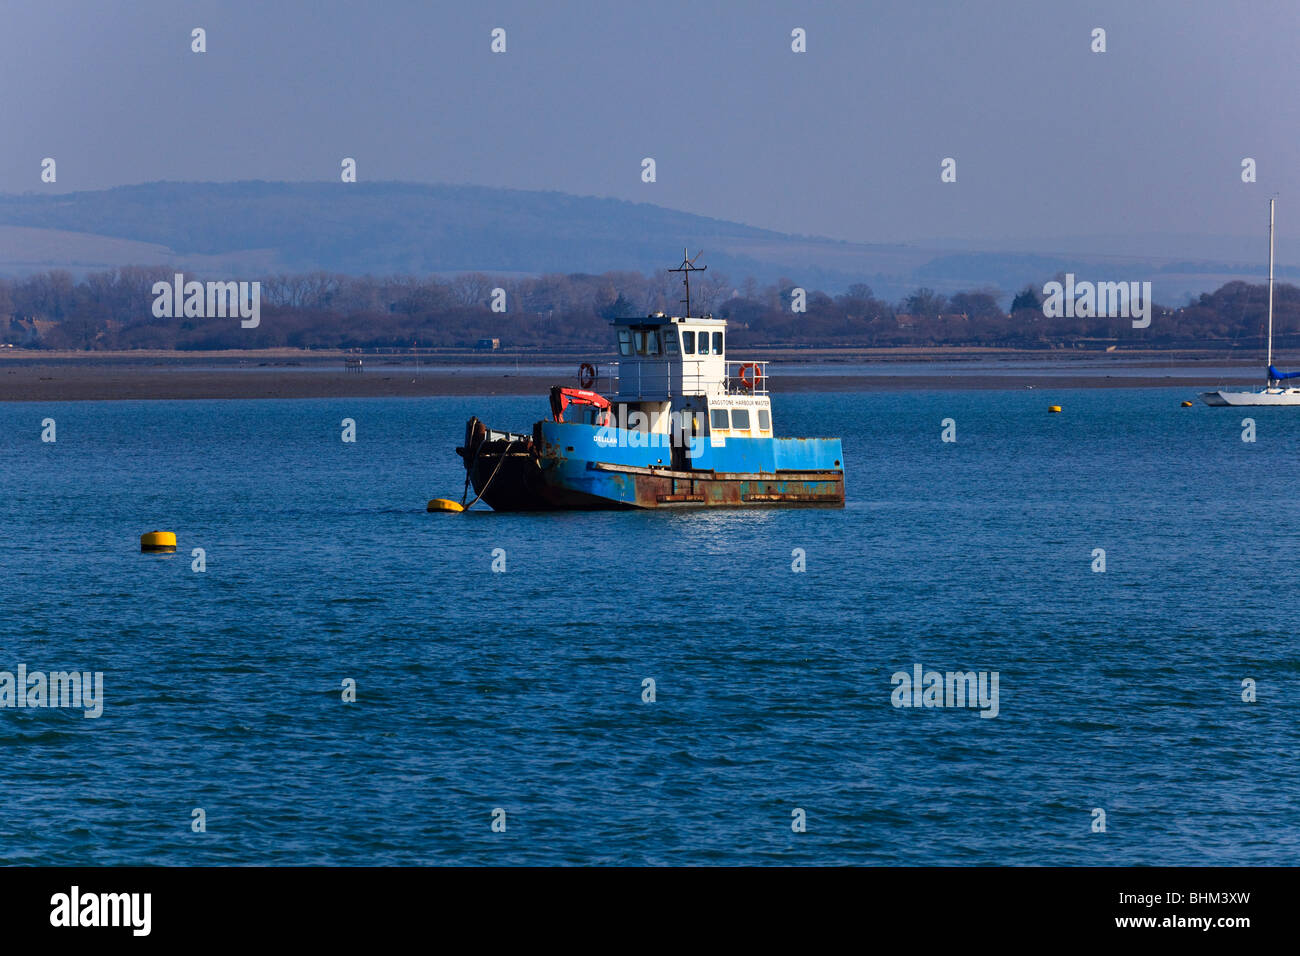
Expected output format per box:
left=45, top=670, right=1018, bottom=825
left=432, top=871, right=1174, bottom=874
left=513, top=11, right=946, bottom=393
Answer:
left=664, top=331, right=679, bottom=355
left=731, top=408, right=751, bottom=431
left=757, top=408, right=771, bottom=431
left=682, top=330, right=695, bottom=354
left=712, top=331, right=724, bottom=355
left=710, top=408, right=729, bottom=430
left=629, top=330, right=661, bottom=356
left=618, top=329, right=632, bottom=356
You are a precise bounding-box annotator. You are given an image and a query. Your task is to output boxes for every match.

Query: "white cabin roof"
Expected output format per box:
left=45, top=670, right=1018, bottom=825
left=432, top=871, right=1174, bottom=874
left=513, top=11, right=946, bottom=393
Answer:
left=610, top=313, right=725, bottom=327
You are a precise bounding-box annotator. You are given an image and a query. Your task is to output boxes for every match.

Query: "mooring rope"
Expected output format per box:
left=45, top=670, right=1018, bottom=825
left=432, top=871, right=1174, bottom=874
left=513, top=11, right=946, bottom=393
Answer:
left=459, top=440, right=483, bottom=507
left=462, top=441, right=515, bottom=511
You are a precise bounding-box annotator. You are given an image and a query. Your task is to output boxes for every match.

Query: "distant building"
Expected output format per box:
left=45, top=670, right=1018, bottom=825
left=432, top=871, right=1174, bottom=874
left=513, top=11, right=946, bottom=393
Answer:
left=476, top=338, right=501, bottom=350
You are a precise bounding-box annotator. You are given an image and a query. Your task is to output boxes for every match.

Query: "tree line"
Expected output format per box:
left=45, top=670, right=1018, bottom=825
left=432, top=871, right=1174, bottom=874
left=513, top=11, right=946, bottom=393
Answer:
left=1, top=266, right=1297, bottom=351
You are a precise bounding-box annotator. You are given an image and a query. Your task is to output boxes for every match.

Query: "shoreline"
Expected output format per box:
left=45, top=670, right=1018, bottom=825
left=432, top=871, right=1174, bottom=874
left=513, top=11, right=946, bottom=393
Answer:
left=0, top=349, right=1267, bottom=401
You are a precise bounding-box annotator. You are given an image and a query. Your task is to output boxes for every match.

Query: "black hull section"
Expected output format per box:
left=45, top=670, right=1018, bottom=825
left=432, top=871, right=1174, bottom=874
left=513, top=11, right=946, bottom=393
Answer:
left=462, top=446, right=634, bottom=512
left=456, top=417, right=634, bottom=512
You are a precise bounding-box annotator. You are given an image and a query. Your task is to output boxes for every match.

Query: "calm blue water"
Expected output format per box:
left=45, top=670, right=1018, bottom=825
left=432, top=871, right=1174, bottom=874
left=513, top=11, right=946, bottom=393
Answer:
left=1, top=389, right=1297, bottom=865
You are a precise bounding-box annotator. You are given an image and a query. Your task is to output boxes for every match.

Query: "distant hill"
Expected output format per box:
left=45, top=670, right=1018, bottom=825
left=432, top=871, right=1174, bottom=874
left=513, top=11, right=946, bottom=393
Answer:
left=0, top=181, right=1276, bottom=305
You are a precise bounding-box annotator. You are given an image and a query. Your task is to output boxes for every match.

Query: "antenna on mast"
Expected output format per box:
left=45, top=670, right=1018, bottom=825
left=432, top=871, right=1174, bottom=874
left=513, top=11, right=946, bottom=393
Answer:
left=668, top=248, right=707, bottom=318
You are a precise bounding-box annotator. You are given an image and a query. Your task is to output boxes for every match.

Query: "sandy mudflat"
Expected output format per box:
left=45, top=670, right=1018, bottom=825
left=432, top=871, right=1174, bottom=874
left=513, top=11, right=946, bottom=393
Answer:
left=0, top=349, right=1265, bottom=401
left=0, top=364, right=561, bottom=401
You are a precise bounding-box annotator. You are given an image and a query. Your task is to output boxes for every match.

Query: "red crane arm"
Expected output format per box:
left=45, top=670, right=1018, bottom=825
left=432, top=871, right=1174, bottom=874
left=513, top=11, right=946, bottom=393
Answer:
left=550, top=386, right=612, bottom=423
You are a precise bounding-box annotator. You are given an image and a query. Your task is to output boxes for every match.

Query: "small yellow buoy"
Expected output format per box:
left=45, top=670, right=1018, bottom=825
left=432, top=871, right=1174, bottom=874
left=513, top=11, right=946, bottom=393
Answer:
left=1048, top=405, right=1062, bottom=413
left=427, top=498, right=464, bottom=513
left=1181, top=400, right=1193, bottom=407
left=140, top=530, right=176, bottom=552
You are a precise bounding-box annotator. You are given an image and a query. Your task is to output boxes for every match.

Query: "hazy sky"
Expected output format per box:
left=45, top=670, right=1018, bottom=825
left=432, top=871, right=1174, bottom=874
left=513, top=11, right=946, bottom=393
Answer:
left=3, top=0, right=1297, bottom=245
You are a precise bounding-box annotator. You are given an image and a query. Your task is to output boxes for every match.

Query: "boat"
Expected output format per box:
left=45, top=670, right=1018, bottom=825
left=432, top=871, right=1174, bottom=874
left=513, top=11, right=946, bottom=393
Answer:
left=1201, top=198, right=1300, bottom=406
left=455, top=252, right=845, bottom=510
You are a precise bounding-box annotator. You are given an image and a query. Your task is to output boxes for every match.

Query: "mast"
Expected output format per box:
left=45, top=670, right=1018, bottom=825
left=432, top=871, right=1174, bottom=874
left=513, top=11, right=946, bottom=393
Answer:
left=668, top=248, right=707, bottom=318
left=1267, top=198, right=1275, bottom=380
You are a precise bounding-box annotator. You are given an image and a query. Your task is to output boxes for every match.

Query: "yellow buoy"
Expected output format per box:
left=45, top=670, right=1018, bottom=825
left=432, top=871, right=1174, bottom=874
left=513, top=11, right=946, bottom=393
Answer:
left=1048, top=405, right=1062, bottom=413
left=427, top=498, right=464, bottom=513
left=140, top=530, right=176, bottom=552
left=1181, top=400, right=1193, bottom=407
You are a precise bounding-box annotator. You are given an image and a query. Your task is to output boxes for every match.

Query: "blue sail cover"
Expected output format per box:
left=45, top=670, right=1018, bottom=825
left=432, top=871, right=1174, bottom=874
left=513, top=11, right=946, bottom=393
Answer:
left=1269, top=365, right=1300, bottom=381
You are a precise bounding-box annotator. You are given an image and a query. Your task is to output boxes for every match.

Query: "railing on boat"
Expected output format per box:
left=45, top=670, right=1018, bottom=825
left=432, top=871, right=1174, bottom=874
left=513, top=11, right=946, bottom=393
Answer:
left=594, top=361, right=769, bottom=399
left=723, top=361, right=769, bottom=395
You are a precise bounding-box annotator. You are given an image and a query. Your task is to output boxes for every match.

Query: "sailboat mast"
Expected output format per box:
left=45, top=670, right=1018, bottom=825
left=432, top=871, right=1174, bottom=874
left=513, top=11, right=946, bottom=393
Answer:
left=1267, top=198, right=1275, bottom=375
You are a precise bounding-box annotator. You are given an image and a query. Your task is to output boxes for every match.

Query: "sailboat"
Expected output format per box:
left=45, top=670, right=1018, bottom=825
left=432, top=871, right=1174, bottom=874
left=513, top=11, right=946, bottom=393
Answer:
left=1201, top=198, right=1300, bottom=405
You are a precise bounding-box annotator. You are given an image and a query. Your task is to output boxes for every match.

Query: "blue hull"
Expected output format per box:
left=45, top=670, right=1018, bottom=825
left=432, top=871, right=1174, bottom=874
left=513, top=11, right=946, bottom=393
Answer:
left=458, top=418, right=845, bottom=510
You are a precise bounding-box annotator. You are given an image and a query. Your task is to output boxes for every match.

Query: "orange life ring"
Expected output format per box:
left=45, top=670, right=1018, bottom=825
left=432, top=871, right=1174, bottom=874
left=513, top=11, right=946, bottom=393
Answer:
left=578, top=362, right=597, bottom=388
left=739, top=363, right=762, bottom=391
